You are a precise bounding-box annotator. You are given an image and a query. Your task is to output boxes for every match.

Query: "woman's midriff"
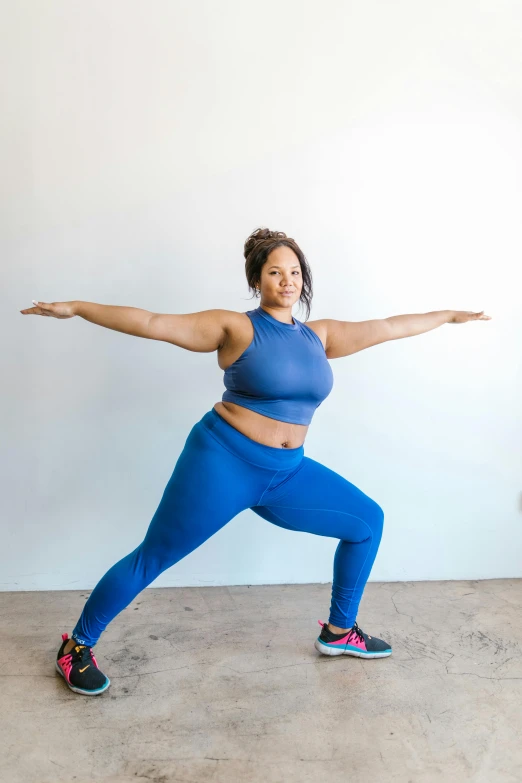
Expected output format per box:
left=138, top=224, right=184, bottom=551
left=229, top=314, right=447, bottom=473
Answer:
left=212, top=401, right=309, bottom=449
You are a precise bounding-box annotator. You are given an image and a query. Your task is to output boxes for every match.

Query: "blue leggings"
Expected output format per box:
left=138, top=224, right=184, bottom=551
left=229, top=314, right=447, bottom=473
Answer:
left=72, top=408, right=384, bottom=647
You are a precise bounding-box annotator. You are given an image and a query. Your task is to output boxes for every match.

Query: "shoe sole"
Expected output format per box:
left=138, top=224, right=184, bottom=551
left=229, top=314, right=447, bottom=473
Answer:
left=314, top=638, right=392, bottom=658
left=55, top=661, right=111, bottom=695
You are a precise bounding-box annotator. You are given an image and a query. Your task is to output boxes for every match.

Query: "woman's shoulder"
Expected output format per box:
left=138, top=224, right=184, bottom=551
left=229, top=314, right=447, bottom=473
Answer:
left=301, top=318, right=328, bottom=351
left=218, top=308, right=256, bottom=342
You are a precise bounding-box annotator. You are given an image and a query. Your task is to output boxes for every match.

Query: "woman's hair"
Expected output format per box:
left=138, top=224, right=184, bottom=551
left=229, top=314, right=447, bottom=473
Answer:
left=244, top=227, right=313, bottom=321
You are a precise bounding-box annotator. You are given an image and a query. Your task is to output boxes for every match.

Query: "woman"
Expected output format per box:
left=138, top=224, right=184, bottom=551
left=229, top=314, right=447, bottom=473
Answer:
left=21, top=227, right=491, bottom=696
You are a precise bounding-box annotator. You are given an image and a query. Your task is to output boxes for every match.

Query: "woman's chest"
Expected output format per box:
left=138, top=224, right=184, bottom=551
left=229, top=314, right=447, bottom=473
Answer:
left=218, top=316, right=326, bottom=372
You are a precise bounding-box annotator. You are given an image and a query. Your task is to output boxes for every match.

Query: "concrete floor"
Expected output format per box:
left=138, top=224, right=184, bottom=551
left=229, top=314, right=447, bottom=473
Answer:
left=1, top=579, right=521, bottom=783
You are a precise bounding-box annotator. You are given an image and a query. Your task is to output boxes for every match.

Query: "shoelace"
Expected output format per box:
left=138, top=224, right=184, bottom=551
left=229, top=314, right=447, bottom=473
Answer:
left=68, top=644, right=93, bottom=666
left=348, top=622, right=365, bottom=644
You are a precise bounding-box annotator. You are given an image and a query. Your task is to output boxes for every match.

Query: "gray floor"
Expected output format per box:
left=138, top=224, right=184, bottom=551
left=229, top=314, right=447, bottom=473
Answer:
left=1, top=579, right=521, bottom=783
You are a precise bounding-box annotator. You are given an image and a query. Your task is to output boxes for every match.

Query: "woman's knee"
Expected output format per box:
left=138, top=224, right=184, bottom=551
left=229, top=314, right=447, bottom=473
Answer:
left=140, top=520, right=206, bottom=572
left=370, top=501, right=385, bottom=536
left=354, top=501, right=384, bottom=543
left=133, top=538, right=178, bottom=578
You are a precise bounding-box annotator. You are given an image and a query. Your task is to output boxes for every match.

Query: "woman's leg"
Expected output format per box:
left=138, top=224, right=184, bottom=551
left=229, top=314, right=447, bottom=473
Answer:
left=251, top=456, right=384, bottom=629
left=71, top=418, right=261, bottom=647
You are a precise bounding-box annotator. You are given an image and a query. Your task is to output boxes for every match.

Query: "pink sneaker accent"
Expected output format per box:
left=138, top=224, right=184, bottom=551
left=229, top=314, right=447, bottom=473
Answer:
left=344, top=632, right=366, bottom=651
left=57, top=652, right=73, bottom=682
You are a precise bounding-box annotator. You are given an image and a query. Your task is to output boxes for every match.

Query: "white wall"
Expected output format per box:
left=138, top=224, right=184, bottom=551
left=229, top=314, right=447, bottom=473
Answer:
left=3, top=0, right=521, bottom=591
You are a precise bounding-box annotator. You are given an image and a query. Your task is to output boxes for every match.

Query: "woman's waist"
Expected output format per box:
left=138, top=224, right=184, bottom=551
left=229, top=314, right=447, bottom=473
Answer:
left=212, top=401, right=308, bottom=449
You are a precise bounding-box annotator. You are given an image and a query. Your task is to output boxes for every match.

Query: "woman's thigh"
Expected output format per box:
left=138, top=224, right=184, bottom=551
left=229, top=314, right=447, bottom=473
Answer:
left=141, top=421, right=266, bottom=561
left=251, top=456, right=384, bottom=542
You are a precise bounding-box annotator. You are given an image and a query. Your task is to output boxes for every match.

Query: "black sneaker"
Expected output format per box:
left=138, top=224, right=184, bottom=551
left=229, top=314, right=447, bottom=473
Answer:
left=314, top=619, right=392, bottom=658
left=56, top=633, right=111, bottom=695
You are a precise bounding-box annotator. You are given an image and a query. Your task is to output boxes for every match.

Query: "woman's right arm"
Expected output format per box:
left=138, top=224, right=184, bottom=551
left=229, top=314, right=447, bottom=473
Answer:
left=20, top=300, right=231, bottom=352
left=76, top=301, right=156, bottom=339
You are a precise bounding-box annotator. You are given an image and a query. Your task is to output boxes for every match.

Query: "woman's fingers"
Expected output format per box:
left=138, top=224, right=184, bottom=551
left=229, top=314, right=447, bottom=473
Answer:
left=20, top=305, right=46, bottom=315
left=20, top=301, right=53, bottom=315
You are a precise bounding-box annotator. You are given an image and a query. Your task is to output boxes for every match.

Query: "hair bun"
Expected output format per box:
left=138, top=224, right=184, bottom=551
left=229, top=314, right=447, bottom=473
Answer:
left=244, top=227, right=287, bottom=259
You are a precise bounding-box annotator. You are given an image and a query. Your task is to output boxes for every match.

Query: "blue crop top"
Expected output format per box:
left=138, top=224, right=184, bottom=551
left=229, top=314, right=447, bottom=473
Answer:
left=222, top=306, right=334, bottom=425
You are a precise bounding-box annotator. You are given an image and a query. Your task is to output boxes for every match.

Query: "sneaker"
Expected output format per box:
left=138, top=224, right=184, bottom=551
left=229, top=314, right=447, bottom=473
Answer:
left=314, top=620, right=392, bottom=658
left=56, top=633, right=111, bottom=695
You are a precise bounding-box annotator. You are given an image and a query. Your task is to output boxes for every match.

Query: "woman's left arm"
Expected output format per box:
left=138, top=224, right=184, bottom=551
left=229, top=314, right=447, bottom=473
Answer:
left=321, top=310, right=492, bottom=359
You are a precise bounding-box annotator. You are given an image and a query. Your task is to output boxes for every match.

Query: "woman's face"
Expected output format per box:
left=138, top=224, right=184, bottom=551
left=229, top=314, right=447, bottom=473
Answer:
left=258, top=246, right=302, bottom=308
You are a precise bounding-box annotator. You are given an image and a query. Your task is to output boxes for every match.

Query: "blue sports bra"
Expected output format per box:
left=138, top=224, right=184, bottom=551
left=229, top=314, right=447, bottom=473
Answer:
left=222, top=306, right=334, bottom=425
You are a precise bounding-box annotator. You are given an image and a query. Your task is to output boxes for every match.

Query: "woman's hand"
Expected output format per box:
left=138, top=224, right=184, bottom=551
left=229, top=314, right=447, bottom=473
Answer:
left=20, top=300, right=77, bottom=319
left=448, top=310, right=492, bottom=324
